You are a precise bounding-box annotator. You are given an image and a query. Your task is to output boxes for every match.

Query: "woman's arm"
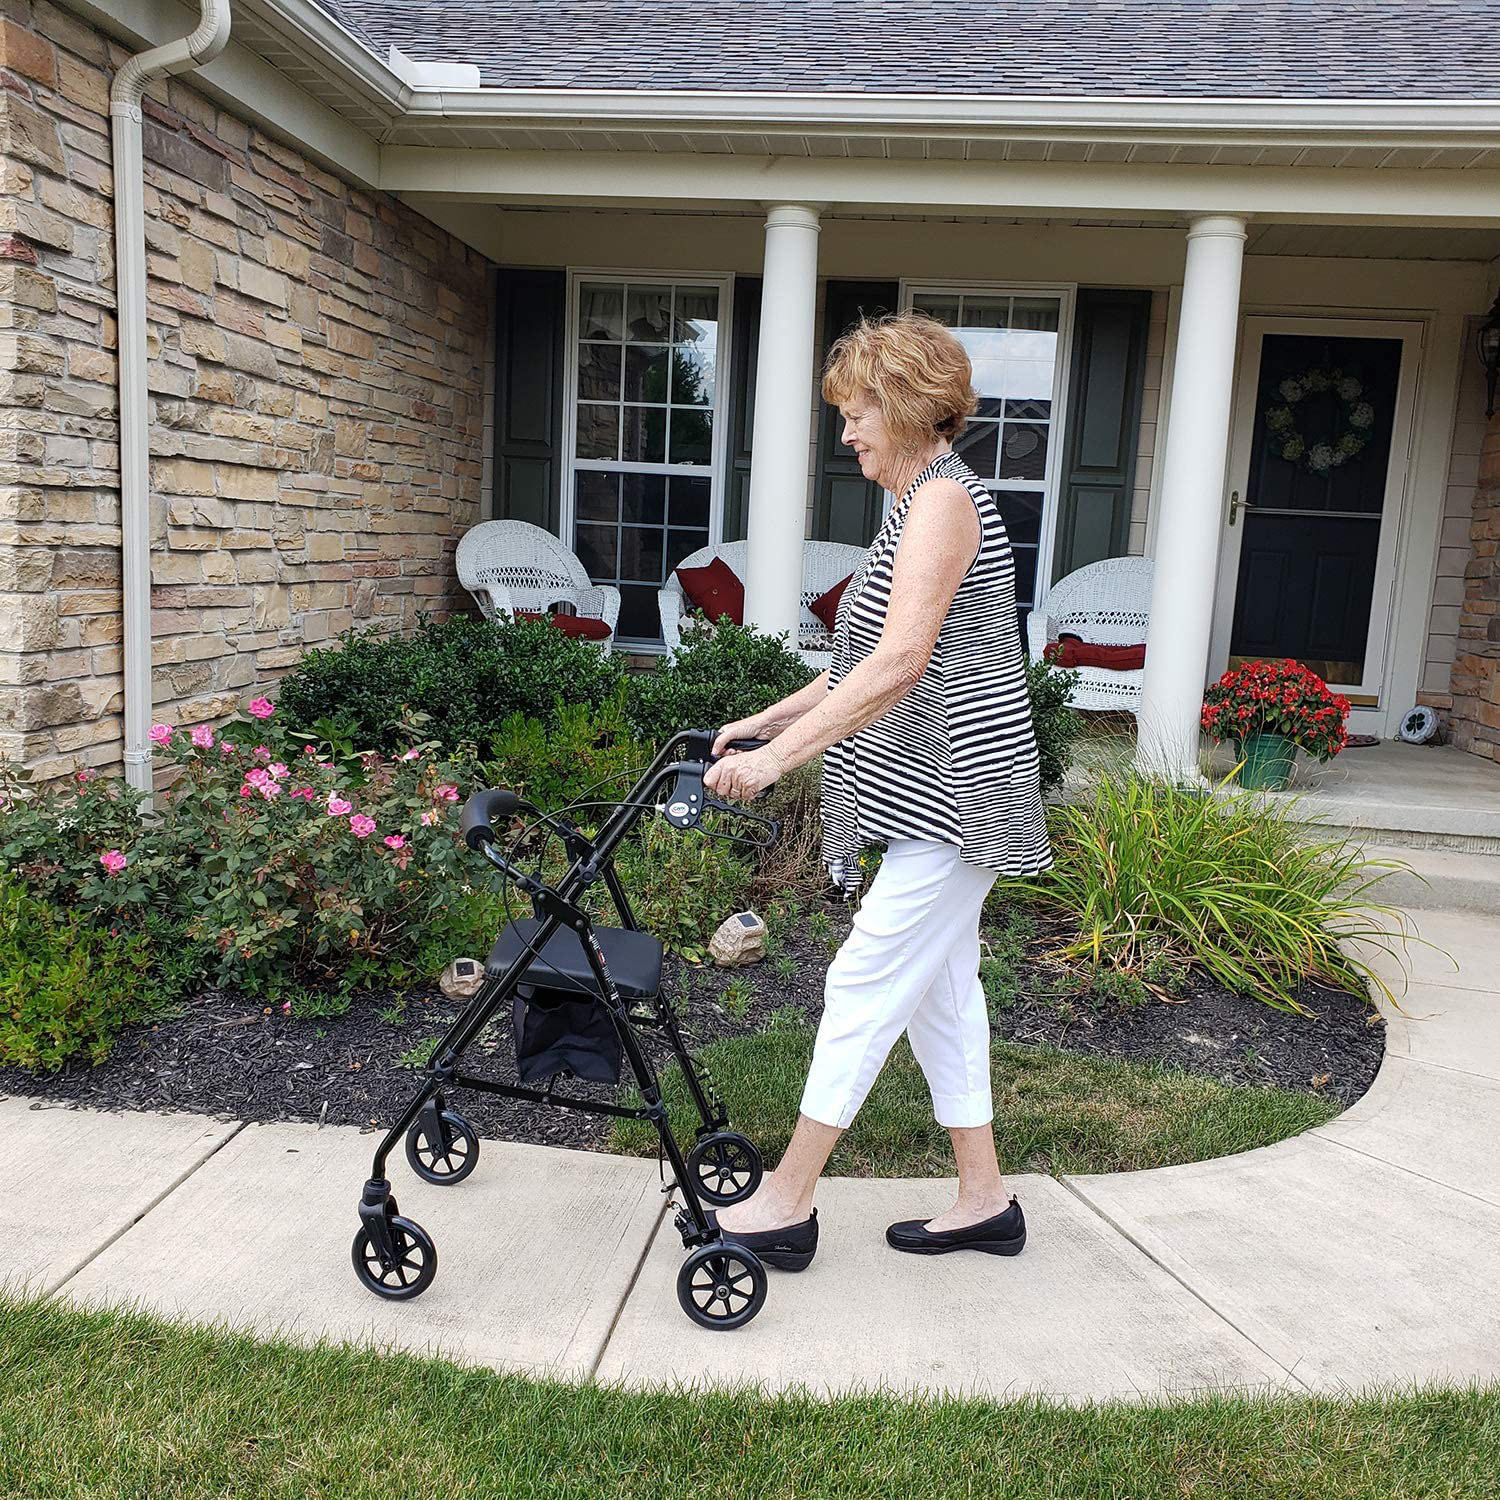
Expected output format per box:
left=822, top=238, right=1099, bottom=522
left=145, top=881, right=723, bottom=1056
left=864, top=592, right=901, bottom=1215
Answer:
left=713, top=670, right=830, bottom=753
left=708, top=478, right=978, bottom=796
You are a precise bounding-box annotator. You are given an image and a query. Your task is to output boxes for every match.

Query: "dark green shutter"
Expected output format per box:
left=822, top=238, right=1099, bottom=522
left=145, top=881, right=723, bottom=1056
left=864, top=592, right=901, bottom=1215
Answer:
left=812, top=280, right=899, bottom=543
left=722, top=275, right=762, bottom=543
left=1052, top=288, right=1152, bottom=581
left=494, top=268, right=566, bottom=531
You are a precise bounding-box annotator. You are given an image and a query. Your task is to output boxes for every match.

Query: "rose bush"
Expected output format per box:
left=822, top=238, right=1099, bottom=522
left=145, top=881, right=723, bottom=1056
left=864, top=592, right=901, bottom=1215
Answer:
left=0, top=697, right=501, bottom=1007
left=1200, top=658, right=1351, bottom=762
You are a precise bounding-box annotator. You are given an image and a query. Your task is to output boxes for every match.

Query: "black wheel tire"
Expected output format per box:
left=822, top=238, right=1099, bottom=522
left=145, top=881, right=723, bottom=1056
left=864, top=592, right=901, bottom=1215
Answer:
left=351, top=1215, right=438, bottom=1301
left=405, top=1110, right=480, bottom=1186
left=686, top=1130, right=763, bottom=1207
left=676, top=1241, right=767, bottom=1331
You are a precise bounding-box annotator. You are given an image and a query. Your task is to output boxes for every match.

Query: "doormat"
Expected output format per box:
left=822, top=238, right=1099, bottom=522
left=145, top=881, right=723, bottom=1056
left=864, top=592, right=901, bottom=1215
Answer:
left=1345, top=733, right=1379, bottom=748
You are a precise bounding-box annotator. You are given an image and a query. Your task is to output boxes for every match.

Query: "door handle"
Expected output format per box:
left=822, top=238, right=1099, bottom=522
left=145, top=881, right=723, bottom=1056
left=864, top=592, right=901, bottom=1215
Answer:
left=1227, top=490, right=1240, bottom=525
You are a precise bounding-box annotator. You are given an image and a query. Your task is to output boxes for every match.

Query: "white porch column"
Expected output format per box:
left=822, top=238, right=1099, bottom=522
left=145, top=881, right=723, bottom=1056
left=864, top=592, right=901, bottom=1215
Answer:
left=743, top=204, right=821, bottom=643
left=1136, top=213, right=1249, bottom=780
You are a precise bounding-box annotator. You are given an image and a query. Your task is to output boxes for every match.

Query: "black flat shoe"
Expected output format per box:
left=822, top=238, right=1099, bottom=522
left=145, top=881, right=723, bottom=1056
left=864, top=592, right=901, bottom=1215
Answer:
left=885, top=1196, right=1025, bottom=1257
left=707, top=1207, right=819, bottom=1271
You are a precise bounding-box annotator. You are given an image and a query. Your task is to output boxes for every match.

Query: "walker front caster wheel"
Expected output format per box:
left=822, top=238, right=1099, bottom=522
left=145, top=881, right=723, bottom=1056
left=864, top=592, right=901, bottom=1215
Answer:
left=405, top=1108, right=479, bottom=1186
left=676, top=1242, right=767, bottom=1330
left=686, top=1130, right=763, bottom=1207
left=351, top=1215, right=437, bottom=1301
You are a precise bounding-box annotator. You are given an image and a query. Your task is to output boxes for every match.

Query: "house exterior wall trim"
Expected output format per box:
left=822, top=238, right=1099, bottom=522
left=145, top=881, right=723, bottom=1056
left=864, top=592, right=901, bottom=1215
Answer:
left=383, top=152, right=1500, bottom=226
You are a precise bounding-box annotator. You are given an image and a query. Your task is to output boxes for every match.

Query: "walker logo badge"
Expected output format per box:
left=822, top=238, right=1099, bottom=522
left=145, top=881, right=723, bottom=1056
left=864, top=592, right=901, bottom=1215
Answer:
left=668, top=801, right=690, bottom=819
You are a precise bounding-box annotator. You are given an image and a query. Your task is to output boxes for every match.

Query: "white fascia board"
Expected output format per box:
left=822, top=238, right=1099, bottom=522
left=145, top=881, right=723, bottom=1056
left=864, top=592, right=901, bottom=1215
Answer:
left=77, top=0, right=382, bottom=182
left=384, top=149, right=1500, bottom=225
left=403, top=88, right=1500, bottom=149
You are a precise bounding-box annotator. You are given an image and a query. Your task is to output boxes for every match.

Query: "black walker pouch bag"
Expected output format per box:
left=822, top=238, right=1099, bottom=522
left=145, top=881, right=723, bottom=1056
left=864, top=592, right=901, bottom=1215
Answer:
left=512, top=982, right=623, bottom=1085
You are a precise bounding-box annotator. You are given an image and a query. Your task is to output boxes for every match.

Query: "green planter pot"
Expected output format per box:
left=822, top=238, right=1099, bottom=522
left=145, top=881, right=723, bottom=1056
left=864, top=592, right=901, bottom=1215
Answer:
left=1236, top=732, right=1296, bottom=791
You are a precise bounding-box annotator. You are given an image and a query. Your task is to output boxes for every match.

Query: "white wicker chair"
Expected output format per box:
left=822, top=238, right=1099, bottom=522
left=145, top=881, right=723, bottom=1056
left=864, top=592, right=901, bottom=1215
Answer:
left=455, top=520, right=621, bottom=644
left=1026, top=556, right=1154, bottom=713
left=659, top=540, right=868, bottom=670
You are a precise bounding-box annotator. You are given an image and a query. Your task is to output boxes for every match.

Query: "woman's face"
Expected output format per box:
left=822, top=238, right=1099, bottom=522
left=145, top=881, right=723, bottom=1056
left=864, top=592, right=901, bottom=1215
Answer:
left=838, top=392, right=897, bottom=489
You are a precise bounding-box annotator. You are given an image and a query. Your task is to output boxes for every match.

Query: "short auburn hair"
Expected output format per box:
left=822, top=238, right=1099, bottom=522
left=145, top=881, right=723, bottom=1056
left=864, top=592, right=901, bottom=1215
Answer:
left=821, top=312, right=979, bottom=452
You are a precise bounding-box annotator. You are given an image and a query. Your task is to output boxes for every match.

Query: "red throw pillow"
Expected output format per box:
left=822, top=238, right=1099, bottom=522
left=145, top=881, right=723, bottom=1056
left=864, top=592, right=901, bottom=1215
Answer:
left=809, top=572, right=854, bottom=633
left=1044, top=634, right=1147, bottom=671
left=516, top=610, right=612, bottom=641
left=675, top=556, right=744, bottom=626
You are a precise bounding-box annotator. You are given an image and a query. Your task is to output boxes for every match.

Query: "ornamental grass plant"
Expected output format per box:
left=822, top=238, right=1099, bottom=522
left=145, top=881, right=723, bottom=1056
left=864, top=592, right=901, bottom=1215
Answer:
left=997, top=771, right=1411, bottom=1015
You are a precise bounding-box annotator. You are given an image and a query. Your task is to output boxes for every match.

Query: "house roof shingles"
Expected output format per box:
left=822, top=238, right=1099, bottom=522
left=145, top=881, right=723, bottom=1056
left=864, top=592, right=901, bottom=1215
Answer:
left=310, top=0, right=1500, bottom=100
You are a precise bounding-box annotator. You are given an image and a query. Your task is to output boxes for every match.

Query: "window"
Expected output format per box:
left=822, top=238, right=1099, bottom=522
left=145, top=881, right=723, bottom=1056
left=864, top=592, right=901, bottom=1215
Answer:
left=566, top=276, right=729, bottom=644
left=905, top=287, right=1073, bottom=624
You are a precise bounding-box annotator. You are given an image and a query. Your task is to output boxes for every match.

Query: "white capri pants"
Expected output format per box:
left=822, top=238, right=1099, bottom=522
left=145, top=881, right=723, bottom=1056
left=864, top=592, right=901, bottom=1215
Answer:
left=801, top=838, right=999, bottom=1131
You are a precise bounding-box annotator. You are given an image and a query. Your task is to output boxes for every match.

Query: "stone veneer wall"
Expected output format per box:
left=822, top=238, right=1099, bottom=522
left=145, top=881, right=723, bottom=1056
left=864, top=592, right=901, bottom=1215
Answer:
left=1448, top=400, right=1500, bottom=758
left=0, top=0, right=492, bottom=786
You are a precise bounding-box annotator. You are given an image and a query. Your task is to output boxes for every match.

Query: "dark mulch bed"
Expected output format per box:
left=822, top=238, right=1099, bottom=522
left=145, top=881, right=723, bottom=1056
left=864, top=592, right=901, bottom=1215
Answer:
left=0, top=898, right=1386, bottom=1142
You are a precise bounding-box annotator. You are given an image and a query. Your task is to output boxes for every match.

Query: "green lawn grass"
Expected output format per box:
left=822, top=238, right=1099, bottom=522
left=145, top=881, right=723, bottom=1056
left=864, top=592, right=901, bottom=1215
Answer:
left=611, top=1022, right=1339, bottom=1176
left=2, top=1293, right=1495, bottom=1500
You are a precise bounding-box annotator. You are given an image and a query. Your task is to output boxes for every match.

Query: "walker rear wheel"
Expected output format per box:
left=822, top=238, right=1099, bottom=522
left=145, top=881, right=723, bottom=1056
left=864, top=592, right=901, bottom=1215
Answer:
left=686, top=1130, right=762, bottom=1206
left=676, top=1242, right=767, bottom=1330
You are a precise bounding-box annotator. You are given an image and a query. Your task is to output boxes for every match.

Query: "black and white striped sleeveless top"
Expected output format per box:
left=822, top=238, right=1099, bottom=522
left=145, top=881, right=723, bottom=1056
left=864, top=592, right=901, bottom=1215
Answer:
left=819, top=450, right=1053, bottom=899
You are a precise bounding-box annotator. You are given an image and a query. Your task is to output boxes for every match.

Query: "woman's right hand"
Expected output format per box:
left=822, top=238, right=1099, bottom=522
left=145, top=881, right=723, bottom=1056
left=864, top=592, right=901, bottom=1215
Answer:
left=711, top=716, right=767, bottom=757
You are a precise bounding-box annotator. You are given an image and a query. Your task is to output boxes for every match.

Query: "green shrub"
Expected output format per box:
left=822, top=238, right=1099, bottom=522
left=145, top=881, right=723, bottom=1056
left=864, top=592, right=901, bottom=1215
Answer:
left=997, top=771, right=1409, bottom=1014
left=625, top=620, right=815, bottom=745
left=485, top=691, right=654, bottom=815
left=0, top=877, right=186, bottom=1069
left=275, top=613, right=628, bottom=756
left=592, top=817, right=753, bottom=962
left=1023, top=656, right=1084, bottom=798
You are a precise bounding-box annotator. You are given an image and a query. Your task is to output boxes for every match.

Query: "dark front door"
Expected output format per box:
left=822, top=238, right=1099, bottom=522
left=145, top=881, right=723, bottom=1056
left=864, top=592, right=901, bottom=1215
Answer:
left=1229, top=330, right=1405, bottom=689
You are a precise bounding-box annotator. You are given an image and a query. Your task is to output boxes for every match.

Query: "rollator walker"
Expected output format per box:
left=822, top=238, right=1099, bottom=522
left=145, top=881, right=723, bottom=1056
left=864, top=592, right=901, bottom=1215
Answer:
left=351, top=728, right=783, bottom=1330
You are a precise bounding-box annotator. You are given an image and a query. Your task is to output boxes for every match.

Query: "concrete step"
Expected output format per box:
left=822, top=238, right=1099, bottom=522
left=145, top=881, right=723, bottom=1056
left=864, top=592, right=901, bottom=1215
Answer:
left=1357, top=844, right=1500, bottom=915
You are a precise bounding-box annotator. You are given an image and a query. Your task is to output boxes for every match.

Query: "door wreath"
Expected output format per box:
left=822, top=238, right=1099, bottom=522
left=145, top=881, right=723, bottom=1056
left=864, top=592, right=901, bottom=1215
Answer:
left=1262, top=366, right=1376, bottom=474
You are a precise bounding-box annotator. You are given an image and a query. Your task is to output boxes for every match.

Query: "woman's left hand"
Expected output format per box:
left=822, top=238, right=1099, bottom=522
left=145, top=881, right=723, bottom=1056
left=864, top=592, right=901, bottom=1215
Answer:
left=704, top=745, right=782, bottom=803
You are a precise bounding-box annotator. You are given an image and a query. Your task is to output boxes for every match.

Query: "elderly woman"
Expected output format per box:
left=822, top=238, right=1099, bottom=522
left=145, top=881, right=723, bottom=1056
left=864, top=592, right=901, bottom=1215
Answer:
left=701, top=311, right=1052, bottom=1270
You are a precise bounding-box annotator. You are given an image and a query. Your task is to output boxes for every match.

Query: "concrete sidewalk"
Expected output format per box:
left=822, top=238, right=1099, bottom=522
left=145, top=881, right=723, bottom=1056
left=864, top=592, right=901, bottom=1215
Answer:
left=5, top=907, right=1500, bottom=1404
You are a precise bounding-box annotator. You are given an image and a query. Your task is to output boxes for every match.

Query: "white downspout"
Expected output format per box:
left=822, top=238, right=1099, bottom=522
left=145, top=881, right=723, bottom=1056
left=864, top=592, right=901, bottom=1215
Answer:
left=110, top=1, right=232, bottom=803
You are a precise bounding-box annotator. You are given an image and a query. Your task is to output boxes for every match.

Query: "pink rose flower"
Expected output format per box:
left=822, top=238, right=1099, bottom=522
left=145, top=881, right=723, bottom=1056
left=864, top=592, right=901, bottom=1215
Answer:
left=258, top=781, right=282, bottom=800
left=349, top=813, right=376, bottom=838
left=239, top=786, right=255, bottom=798
left=190, top=725, right=215, bottom=749
left=400, top=749, right=421, bottom=761
left=246, top=767, right=270, bottom=786
left=290, top=786, right=315, bottom=801
left=383, top=834, right=406, bottom=849
left=75, top=768, right=97, bottom=783
left=303, top=746, right=318, bottom=756
left=327, top=796, right=352, bottom=817
left=99, top=849, right=127, bottom=875
left=248, top=697, right=275, bottom=720
left=218, top=741, right=237, bottom=755
left=419, top=810, right=438, bottom=826
left=148, top=724, right=173, bottom=746
left=253, top=746, right=271, bottom=761
left=268, top=762, right=289, bottom=780
left=436, top=785, right=459, bottom=802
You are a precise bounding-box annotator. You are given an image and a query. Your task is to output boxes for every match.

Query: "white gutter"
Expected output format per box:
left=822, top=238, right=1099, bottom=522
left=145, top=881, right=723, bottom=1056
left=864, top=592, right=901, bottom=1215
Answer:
left=111, top=0, right=232, bottom=802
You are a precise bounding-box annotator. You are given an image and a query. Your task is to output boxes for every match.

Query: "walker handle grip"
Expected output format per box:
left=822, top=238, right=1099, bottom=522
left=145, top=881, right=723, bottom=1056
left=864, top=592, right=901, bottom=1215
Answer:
left=460, top=786, right=521, bottom=851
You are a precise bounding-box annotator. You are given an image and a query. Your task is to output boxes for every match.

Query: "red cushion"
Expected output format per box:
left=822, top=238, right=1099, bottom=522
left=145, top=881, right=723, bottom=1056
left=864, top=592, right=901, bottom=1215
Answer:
left=1044, top=634, right=1146, bottom=671
left=675, top=556, right=744, bottom=626
left=516, top=610, right=612, bottom=641
left=809, top=572, right=854, bottom=633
